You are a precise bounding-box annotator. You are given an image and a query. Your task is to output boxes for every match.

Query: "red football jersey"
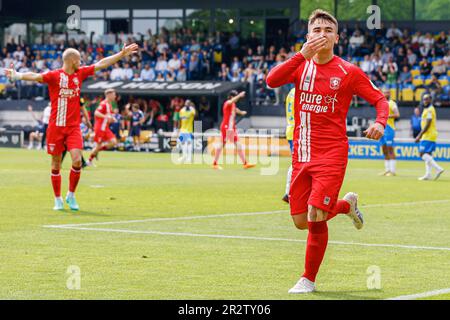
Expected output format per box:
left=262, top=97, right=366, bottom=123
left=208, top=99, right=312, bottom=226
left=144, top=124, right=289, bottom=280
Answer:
left=42, top=65, right=95, bottom=127
left=95, top=99, right=113, bottom=131
left=221, top=101, right=236, bottom=130
left=267, top=53, right=388, bottom=164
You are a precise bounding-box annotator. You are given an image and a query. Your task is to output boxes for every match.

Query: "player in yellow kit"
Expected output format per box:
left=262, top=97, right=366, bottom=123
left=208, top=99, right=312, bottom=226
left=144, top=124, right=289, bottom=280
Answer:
left=282, top=88, right=295, bottom=203
left=415, top=94, right=444, bottom=180
left=178, top=100, right=196, bottom=163
left=379, top=88, right=400, bottom=176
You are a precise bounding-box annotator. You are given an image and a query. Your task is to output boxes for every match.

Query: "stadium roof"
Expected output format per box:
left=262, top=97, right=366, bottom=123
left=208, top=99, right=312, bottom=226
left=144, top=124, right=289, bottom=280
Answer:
left=0, top=0, right=297, bottom=22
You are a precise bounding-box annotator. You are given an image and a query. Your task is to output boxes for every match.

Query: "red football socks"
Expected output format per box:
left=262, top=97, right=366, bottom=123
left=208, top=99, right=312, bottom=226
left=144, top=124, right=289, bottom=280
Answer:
left=51, top=169, right=61, bottom=197
left=69, top=166, right=81, bottom=193
left=327, top=200, right=350, bottom=221
left=302, top=221, right=328, bottom=283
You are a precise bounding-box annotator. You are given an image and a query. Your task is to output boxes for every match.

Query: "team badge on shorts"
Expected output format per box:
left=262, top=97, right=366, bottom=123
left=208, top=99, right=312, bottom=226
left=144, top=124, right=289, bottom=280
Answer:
left=330, top=77, right=341, bottom=90
left=323, top=196, right=331, bottom=205
left=49, top=144, right=55, bottom=152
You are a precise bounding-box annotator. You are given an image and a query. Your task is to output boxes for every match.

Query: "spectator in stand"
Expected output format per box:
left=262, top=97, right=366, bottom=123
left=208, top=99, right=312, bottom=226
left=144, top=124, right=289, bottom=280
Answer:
left=428, top=75, right=443, bottom=102
left=381, top=46, right=394, bottom=64
left=386, top=23, right=403, bottom=39
left=247, top=32, right=261, bottom=52
left=360, top=55, right=375, bottom=74
left=348, top=29, right=364, bottom=57
left=398, top=65, right=412, bottom=85
left=155, top=55, right=168, bottom=74
left=123, top=62, right=134, bottom=80
left=406, top=48, right=418, bottom=67
left=444, top=49, right=450, bottom=68
left=419, top=58, right=432, bottom=77
left=168, top=53, right=181, bottom=73
left=132, top=73, right=142, bottom=82
left=383, top=57, right=398, bottom=85
left=410, top=107, right=422, bottom=138
left=431, top=60, right=447, bottom=77
left=140, top=64, right=155, bottom=81
left=435, top=31, right=448, bottom=56
left=50, top=55, right=62, bottom=69
left=177, top=65, right=187, bottom=81
left=230, top=56, right=242, bottom=73
left=110, top=63, right=124, bottom=81
left=188, top=52, right=200, bottom=80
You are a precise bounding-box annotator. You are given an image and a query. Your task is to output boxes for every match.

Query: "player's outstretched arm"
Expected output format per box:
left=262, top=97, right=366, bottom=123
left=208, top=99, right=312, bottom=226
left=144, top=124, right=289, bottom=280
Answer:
left=94, top=43, right=139, bottom=72
left=4, top=63, right=43, bottom=83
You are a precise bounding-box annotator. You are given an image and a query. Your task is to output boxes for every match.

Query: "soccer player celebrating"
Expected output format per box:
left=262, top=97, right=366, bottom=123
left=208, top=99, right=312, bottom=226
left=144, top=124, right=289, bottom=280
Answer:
left=266, top=9, right=389, bottom=294
left=212, top=90, right=255, bottom=170
left=415, top=93, right=445, bottom=181
left=282, top=87, right=295, bottom=203
left=86, top=88, right=118, bottom=166
left=379, top=88, right=400, bottom=176
left=4, top=43, right=139, bottom=211
left=178, top=100, right=196, bottom=163
left=129, top=103, right=145, bottom=151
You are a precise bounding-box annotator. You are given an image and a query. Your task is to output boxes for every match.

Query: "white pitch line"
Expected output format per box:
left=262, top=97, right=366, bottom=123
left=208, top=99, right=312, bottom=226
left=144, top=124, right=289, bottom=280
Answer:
left=43, top=199, right=450, bottom=228
left=386, top=288, right=450, bottom=300
left=43, top=210, right=288, bottom=228
left=42, top=225, right=450, bottom=252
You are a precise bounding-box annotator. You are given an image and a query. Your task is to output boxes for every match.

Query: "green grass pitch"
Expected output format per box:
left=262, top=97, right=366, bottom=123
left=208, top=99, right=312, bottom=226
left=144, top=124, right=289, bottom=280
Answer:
left=0, top=148, right=449, bottom=300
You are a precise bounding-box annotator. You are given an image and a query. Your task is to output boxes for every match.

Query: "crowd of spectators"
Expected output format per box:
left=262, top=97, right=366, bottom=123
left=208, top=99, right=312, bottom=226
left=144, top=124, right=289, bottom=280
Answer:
left=0, top=23, right=448, bottom=109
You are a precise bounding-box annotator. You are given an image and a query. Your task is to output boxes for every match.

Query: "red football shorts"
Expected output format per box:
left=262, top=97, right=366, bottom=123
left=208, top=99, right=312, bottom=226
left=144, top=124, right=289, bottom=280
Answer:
left=221, top=126, right=238, bottom=144
left=289, top=160, right=347, bottom=215
left=46, top=124, right=83, bottom=155
left=94, top=126, right=116, bottom=143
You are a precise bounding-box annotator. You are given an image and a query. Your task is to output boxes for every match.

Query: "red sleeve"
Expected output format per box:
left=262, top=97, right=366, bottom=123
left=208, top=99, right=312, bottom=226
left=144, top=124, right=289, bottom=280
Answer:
left=78, top=65, right=95, bottom=81
left=351, top=66, right=389, bottom=127
left=42, top=70, right=58, bottom=85
left=266, top=52, right=306, bottom=88
left=98, top=101, right=106, bottom=114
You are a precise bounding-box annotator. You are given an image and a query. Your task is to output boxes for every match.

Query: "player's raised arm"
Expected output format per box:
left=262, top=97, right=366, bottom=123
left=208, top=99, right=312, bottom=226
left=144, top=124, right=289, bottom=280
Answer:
left=229, top=91, right=246, bottom=104
left=94, top=43, right=139, bottom=72
left=351, top=67, right=389, bottom=141
left=266, top=36, right=327, bottom=88
left=4, top=63, right=43, bottom=83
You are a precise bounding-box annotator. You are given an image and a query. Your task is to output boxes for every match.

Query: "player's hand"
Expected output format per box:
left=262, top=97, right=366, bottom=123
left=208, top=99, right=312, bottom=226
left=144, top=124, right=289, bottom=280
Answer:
left=4, top=63, right=19, bottom=82
left=414, top=135, right=421, bottom=143
left=121, top=43, right=139, bottom=57
left=87, top=121, right=93, bottom=130
left=300, top=35, right=328, bottom=60
left=238, top=91, right=246, bottom=98
left=241, top=111, right=247, bottom=116
left=27, top=105, right=33, bottom=112
left=364, top=122, right=384, bottom=140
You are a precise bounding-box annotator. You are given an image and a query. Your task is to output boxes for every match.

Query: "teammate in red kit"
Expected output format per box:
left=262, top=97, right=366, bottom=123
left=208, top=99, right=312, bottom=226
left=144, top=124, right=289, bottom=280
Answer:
left=5, top=44, right=138, bottom=211
left=212, top=90, right=255, bottom=170
left=86, top=88, right=118, bottom=167
left=266, top=9, right=388, bottom=293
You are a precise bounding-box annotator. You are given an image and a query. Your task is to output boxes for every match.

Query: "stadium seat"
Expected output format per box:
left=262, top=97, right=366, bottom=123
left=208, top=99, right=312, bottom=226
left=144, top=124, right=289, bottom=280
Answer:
left=412, top=78, right=424, bottom=86
left=401, top=88, right=414, bottom=101
left=390, top=88, right=398, bottom=100
left=438, top=79, right=449, bottom=87
left=415, top=88, right=426, bottom=101
left=410, top=69, right=420, bottom=77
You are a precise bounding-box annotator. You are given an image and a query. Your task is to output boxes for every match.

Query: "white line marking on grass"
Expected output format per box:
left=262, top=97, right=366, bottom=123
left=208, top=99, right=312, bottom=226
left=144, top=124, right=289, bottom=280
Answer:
left=43, top=210, right=288, bottom=228
left=386, top=288, right=450, bottom=300
left=42, top=225, right=450, bottom=252
left=43, top=199, right=450, bottom=228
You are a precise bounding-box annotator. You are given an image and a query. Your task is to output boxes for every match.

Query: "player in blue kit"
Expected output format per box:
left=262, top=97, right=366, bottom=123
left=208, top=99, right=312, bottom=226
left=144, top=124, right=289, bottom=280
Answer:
left=129, top=103, right=145, bottom=151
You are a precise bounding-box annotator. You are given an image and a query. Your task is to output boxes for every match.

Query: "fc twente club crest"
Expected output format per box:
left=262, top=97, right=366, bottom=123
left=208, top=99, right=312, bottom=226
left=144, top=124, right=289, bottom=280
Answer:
left=330, top=77, right=341, bottom=90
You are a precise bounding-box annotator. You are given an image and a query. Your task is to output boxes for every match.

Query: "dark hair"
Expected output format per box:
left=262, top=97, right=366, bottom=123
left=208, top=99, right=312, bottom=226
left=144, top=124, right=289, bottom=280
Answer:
left=228, top=90, right=238, bottom=99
